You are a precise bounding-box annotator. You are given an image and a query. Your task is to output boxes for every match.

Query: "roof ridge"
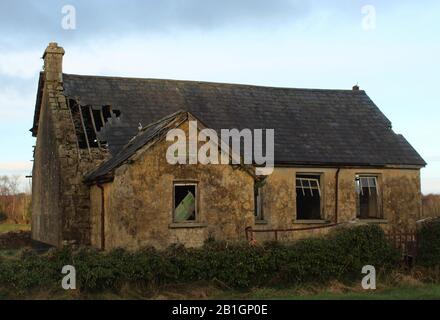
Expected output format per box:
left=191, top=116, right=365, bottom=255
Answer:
left=62, top=73, right=361, bottom=92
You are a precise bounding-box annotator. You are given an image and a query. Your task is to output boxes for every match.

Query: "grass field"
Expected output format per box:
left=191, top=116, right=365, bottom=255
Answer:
left=2, top=283, right=440, bottom=300
left=0, top=223, right=30, bottom=234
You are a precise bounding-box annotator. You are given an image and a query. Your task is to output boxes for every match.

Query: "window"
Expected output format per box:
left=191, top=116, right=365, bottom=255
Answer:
left=254, top=183, right=264, bottom=221
left=355, top=175, right=381, bottom=219
left=296, top=174, right=322, bottom=220
left=173, top=183, right=197, bottom=222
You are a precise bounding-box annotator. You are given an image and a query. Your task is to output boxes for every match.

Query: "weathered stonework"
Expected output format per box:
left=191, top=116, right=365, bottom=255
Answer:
left=90, top=121, right=255, bottom=250
left=253, top=167, right=422, bottom=242
left=32, top=43, right=109, bottom=246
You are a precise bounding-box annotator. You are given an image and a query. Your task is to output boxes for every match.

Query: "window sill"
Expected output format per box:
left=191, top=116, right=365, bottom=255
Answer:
left=357, top=219, right=388, bottom=224
left=294, top=219, right=331, bottom=224
left=169, top=223, right=207, bottom=229
left=255, top=220, right=268, bottom=225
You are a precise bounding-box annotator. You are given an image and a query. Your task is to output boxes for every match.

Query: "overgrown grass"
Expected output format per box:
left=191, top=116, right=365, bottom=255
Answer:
left=0, top=224, right=30, bottom=234
left=213, top=284, right=440, bottom=300
left=2, top=282, right=440, bottom=300
left=0, top=249, right=21, bottom=259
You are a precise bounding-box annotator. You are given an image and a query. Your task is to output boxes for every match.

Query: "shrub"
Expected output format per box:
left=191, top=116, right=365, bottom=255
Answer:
left=265, top=225, right=399, bottom=286
left=417, top=219, right=440, bottom=267
left=0, top=225, right=399, bottom=293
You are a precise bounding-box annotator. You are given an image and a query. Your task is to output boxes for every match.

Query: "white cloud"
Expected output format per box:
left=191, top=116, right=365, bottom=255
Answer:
left=0, top=86, right=34, bottom=119
left=0, top=50, right=42, bottom=78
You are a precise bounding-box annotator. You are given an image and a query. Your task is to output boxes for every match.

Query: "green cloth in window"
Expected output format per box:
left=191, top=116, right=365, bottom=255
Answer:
left=174, top=192, right=196, bottom=222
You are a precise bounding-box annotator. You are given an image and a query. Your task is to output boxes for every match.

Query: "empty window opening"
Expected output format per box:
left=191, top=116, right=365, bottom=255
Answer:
left=356, top=176, right=381, bottom=219
left=254, top=183, right=264, bottom=221
left=296, top=174, right=322, bottom=220
left=174, top=183, right=197, bottom=222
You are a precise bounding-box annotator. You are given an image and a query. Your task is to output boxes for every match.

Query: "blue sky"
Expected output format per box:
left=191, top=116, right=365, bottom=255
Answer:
left=0, top=0, right=438, bottom=193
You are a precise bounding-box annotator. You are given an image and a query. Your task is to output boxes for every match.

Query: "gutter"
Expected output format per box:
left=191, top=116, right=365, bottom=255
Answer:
left=274, top=162, right=425, bottom=170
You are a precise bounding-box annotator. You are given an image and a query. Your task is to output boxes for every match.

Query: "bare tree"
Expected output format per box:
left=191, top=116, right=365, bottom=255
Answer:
left=9, top=175, right=20, bottom=222
left=0, top=175, right=31, bottom=224
left=0, top=175, right=11, bottom=216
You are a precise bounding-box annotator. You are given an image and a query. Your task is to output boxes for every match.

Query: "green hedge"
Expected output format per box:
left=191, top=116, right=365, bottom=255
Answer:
left=417, top=220, right=440, bottom=267
left=0, top=225, right=399, bottom=293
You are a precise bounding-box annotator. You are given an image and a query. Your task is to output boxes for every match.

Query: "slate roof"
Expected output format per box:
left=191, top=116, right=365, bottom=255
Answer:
left=59, top=73, right=425, bottom=173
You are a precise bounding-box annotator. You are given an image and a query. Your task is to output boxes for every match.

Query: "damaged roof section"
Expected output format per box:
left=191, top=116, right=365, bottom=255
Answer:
left=67, top=99, right=122, bottom=152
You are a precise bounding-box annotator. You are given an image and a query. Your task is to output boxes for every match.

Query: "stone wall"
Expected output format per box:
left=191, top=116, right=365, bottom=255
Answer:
left=90, top=121, right=255, bottom=250
left=89, top=118, right=422, bottom=249
left=31, top=84, right=62, bottom=246
left=253, top=167, right=422, bottom=242
left=32, top=43, right=108, bottom=246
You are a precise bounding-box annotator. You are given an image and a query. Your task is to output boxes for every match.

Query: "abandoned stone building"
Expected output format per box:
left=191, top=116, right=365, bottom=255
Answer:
left=31, top=43, right=426, bottom=250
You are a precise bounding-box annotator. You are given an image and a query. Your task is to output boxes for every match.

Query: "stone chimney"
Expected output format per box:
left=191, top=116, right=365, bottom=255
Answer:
left=43, top=42, right=65, bottom=82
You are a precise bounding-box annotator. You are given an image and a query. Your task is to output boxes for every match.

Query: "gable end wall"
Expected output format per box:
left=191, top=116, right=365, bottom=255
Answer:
left=32, top=79, right=108, bottom=246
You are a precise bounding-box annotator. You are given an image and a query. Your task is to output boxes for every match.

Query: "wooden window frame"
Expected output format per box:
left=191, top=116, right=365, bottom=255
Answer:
left=172, top=182, right=199, bottom=224
left=355, top=174, right=383, bottom=219
left=254, top=184, right=264, bottom=222
left=295, top=173, right=324, bottom=221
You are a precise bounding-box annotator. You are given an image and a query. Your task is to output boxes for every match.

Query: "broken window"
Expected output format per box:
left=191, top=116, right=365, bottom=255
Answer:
left=174, top=183, right=197, bottom=222
left=254, top=183, right=264, bottom=221
left=356, top=175, right=381, bottom=219
left=296, top=174, right=322, bottom=220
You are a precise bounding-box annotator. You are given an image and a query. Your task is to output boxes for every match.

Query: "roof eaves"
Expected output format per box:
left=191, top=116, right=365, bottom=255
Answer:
left=30, top=72, right=45, bottom=137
